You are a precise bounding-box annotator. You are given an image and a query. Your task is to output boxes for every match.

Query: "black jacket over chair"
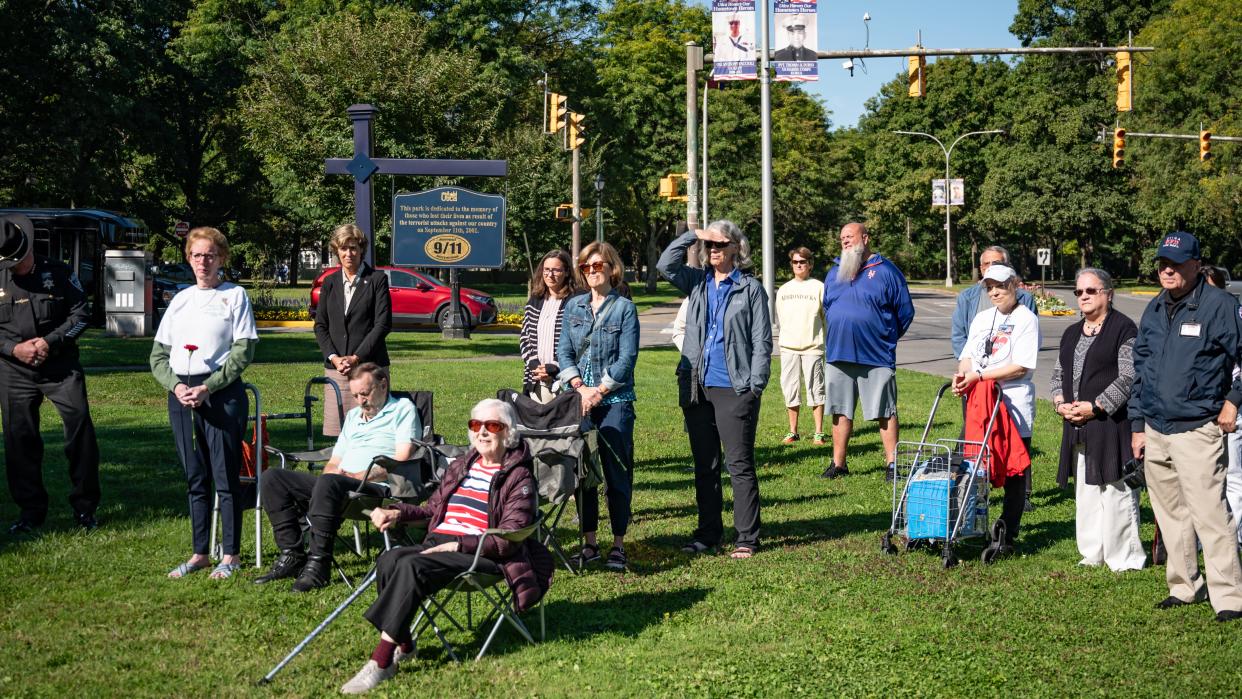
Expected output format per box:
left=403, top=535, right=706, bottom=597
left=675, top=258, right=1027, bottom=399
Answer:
left=1056, top=310, right=1137, bottom=487
left=313, top=263, right=392, bottom=368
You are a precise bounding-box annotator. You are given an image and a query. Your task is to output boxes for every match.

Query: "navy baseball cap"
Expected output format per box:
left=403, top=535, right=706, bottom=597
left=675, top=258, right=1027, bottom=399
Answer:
left=1154, top=231, right=1200, bottom=264
left=0, top=214, right=33, bottom=270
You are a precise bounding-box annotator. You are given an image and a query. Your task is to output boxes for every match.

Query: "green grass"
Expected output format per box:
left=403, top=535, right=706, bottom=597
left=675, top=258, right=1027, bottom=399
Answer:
left=2, top=347, right=1238, bottom=697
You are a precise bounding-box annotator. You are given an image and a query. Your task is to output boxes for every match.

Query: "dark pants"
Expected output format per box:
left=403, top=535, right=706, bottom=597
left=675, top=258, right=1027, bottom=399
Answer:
left=169, top=376, right=247, bottom=556
left=261, top=467, right=387, bottom=557
left=0, top=358, right=100, bottom=524
left=998, top=437, right=1033, bottom=545
left=363, top=534, right=502, bottom=640
left=581, top=401, right=635, bottom=539
left=683, top=386, right=762, bottom=549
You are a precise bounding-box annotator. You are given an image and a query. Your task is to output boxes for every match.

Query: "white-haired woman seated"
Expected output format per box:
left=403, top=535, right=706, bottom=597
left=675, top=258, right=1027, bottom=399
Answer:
left=340, top=398, right=553, bottom=694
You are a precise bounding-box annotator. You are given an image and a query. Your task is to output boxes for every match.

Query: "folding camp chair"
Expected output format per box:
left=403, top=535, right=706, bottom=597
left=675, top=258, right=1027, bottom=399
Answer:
left=496, top=389, right=603, bottom=575
left=262, top=376, right=345, bottom=471
left=408, top=519, right=546, bottom=663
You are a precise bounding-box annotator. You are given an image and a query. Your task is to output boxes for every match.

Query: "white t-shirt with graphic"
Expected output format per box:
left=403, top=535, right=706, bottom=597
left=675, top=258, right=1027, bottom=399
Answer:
left=154, top=282, right=259, bottom=375
left=960, top=304, right=1040, bottom=437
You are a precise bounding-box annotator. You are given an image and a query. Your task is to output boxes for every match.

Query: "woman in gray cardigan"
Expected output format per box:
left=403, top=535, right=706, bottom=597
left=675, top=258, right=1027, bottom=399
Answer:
left=657, top=220, right=772, bottom=559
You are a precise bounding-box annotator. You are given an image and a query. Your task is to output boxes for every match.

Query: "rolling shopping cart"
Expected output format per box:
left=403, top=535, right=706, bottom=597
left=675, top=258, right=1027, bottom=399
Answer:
left=881, top=381, right=1008, bottom=567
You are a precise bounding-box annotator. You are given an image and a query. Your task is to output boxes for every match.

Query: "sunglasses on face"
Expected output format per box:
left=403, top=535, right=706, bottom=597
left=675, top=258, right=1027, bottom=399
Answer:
left=578, top=261, right=609, bottom=274
left=702, top=240, right=732, bottom=250
left=790, top=259, right=808, bottom=266
left=1074, top=287, right=1105, bottom=297
left=468, top=419, right=506, bottom=434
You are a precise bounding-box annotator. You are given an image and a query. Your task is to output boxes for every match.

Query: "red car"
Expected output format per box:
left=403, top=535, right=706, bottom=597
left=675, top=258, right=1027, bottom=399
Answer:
left=309, top=266, right=497, bottom=329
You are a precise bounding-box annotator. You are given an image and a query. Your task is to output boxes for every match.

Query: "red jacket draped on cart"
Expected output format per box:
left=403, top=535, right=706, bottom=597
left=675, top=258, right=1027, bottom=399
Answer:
left=964, top=379, right=1030, bottom=488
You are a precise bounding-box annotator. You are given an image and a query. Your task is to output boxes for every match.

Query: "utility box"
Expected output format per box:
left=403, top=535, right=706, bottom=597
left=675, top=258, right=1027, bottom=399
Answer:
left=104, top=249, right=153, bottom=337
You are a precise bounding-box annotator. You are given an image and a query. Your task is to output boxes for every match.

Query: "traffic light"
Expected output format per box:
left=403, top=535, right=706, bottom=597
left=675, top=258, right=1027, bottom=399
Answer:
left=547, top=93, right=567, bottom=133
left=568, top=112, right=586, bottom=150
left=554, top=204, right=573, bottom=221
left=1200, top=130, right=1212, bottom=161
left=1112, top=128, right=1126, bottom=168
left=1115, top=51, right=1132, bottom=112
left=907, top=55, right=926, bottom=98
left=659, top=174, right=689, bottom=202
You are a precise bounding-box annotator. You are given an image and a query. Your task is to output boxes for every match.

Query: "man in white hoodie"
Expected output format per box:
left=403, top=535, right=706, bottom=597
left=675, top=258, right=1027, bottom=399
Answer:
left=775, top=247, right=826, bottom=444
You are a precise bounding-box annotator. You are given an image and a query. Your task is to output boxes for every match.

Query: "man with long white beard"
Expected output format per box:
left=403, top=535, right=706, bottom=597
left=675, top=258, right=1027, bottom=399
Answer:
left=819, top=223, right=915, bottom=479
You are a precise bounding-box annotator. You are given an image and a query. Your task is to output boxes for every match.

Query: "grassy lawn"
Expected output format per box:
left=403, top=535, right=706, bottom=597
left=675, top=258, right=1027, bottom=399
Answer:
left=2, top=345, right=1238, bottom=697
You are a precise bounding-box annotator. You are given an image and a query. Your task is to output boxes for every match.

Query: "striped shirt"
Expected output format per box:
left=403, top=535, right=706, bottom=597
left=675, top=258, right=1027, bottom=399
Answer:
left=431, top=460, right=501, bottom=537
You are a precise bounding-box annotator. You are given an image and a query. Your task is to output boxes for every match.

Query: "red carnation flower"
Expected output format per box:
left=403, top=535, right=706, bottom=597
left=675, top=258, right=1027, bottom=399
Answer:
left=184, top=344, right=199, bottom=352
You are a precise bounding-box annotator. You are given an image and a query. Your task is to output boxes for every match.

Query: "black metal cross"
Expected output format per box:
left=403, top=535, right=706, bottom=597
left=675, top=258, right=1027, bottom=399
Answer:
left=324, top=104, right=508, bottom=266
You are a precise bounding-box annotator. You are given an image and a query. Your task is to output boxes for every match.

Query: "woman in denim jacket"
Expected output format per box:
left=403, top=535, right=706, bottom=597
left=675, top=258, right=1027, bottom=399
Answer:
left=557, top=242, right=639, bottom=571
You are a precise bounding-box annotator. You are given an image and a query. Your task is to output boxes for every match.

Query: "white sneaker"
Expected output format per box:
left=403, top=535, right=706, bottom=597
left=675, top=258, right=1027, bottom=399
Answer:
left=340, top=660, right=396, bottom=694
left=392, top=642, right=416, bottom=665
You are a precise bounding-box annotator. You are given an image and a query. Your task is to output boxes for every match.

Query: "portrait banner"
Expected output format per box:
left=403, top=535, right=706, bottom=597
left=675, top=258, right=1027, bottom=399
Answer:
left=773, top=0, right=818, bottom=82
left=712, top=1, right=757, bottom=81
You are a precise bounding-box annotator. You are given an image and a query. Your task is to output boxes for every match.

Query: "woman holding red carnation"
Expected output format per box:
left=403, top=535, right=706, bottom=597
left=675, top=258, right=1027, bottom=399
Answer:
left=150, top=227, right=259, bottom=579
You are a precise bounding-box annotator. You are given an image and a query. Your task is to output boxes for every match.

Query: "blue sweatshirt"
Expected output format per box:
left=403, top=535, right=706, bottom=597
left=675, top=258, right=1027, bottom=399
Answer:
left=822, top=254, right=915, bottom=369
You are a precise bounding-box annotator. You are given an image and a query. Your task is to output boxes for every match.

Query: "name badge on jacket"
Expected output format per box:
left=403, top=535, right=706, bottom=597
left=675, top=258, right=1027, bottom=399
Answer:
left=1180, top=322, right=1201, bottom=337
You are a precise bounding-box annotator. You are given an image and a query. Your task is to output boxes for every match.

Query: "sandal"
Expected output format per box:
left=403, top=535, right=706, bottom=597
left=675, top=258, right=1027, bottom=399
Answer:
left=569, top=543, right=601, bottom=568
left=605, top=546, right=627, bottom=572
left=812, top=432, right=828, bottom=445
left=680, top=540, right=714, bottom=555
left=209, top=561, right=242, bottom=580
left=168, top=560, right=210, bottom=579
left=781, top=432, right=800, bottom=444
left=730, top=546, right=756, bottom=560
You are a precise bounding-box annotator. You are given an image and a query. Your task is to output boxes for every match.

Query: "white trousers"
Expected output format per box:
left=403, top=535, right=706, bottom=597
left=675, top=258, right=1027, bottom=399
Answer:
left=1074, top=447, right=1146, bottom=571
left=1227, top=429, right=1242, bottom=545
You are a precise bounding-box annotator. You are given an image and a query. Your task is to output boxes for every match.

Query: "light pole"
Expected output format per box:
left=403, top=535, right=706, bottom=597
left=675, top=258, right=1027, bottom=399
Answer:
left=894, top=129, right=1004, bottom=287
left=593, top=172, right=604, bottom=243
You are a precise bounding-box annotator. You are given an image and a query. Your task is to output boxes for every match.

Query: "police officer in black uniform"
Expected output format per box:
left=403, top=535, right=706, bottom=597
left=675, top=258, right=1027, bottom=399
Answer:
left=0, top=213, right=100, bottom=534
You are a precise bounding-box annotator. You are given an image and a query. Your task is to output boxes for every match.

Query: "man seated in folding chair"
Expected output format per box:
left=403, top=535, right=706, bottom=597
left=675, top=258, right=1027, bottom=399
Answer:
left=256, top=362, right=421, bottom=592
left=339, top=398, right=552, bottom=694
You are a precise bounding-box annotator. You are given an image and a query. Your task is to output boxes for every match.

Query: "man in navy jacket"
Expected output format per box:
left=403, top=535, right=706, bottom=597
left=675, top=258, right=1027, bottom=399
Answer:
left=820, top=223, right=915, bottom=479
left=1129, top=231, right=1242, bottom=622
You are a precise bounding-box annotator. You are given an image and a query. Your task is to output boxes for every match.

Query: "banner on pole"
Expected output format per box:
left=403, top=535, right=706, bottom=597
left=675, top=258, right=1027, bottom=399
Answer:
left=932, top=179, right=965, bottom=206
left=773, top=0, right=818, bottom=82
left=711, top=1, right=757, bottom=81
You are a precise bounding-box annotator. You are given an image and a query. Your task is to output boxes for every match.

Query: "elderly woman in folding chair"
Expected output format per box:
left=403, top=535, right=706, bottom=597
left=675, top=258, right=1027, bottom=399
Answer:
left=342, top=398, right=553, bottom=694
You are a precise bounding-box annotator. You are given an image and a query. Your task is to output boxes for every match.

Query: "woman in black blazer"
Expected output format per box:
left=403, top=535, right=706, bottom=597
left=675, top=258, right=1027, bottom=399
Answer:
left=313, top=223, right=392, bottom=435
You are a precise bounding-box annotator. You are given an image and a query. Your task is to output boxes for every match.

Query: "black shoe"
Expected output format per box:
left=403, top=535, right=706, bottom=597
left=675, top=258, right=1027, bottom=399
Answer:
left=1216, top=609, right=1242, bottom=623
left=1023, top=496, right=1035, bottom=513
left=569, top=543, right=601, bottom=568
left=820, top=463, right=850, bottom=479
left=291, top=555, right=332, bottom=592
left=605, top=546, right=627, bottom=572
left=255, top=550, right=307, bottom=585
left=74, top=511, right=98, bottom=531
left=885, top=462, right=896, bottom=483
left=1155, top=596, right=1193, bottom=609
left=7, top=518, right=39, bottom=536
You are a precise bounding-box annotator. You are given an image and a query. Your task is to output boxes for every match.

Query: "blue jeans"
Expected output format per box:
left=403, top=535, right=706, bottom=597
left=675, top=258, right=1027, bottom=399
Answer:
left=582, top=401, right=635, bottom=539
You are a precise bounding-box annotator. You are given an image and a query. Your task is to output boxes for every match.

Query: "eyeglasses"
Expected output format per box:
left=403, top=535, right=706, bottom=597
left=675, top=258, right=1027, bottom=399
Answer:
left=702, top=240, right=732, bottom=250
left=543, top=267, right=566, bottom=277
left=790, top=259, right=809, bottom=266
left=578, top=261, right=609, bottom=274
left=1074, top=287, right=1105, bottom=297
left=468, top=419, right=506, bottom=434
left=189, top=253, right=218, bottom=262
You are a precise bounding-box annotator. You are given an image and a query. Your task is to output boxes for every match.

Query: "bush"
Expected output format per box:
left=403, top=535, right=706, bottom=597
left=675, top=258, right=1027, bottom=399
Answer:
left=254, top=307, right=311, bottom=321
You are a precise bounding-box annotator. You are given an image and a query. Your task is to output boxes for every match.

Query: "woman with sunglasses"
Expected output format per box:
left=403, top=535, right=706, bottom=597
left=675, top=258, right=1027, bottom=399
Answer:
left=953, top=264, right=1039, bottom=557
left=557, top=242, right=639, bottom=571
left=521, top=249, right=580, bottom=402
left=345, top=398, right=553, bottom=693
left=1050, top=268, right=1145, bottom=571
left=658, top=220, right=772, bottom=560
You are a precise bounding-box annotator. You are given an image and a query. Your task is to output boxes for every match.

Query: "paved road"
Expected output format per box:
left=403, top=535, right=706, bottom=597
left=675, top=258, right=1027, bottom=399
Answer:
left=638, top=285, right=1160, bottom=381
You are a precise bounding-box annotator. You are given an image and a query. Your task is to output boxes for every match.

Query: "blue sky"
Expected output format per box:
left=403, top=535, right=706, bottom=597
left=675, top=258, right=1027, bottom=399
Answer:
left=695, top=1, right=1023, bottom=128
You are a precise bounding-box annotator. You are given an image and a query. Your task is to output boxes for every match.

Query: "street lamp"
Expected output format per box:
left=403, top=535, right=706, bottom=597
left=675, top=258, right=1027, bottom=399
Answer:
left=593, top=172, right=605, bottom=243
left=894, top=129, right=1005, bottom=287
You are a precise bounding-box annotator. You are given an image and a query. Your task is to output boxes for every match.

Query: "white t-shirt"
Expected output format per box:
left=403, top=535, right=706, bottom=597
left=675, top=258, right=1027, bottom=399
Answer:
left=960, top=304, right=1040, bottom=437
left=775, top=277, right=826, bottom=353
left=154, top=283, right=259, bottom=375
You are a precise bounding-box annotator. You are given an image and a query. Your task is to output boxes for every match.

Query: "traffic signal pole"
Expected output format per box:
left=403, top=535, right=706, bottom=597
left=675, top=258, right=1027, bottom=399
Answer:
left=686, top=43, right=702, bottom=232
left=571, top=146, right=581, bottom=262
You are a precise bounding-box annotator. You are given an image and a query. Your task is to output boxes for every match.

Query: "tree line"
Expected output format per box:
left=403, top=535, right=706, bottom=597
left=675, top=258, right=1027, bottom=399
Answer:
left=0, top=0, right=1236, bottom=283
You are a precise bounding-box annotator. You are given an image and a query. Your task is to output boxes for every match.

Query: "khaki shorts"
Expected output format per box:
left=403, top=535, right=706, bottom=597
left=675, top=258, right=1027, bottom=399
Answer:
left=825, top=361, right=897, bottom=421
left=779, top=350, right=825, bottom=408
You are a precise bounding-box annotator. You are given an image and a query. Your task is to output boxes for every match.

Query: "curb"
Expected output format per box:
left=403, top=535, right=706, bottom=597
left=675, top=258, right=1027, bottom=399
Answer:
left=256, top=320, right=314, bottom=328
